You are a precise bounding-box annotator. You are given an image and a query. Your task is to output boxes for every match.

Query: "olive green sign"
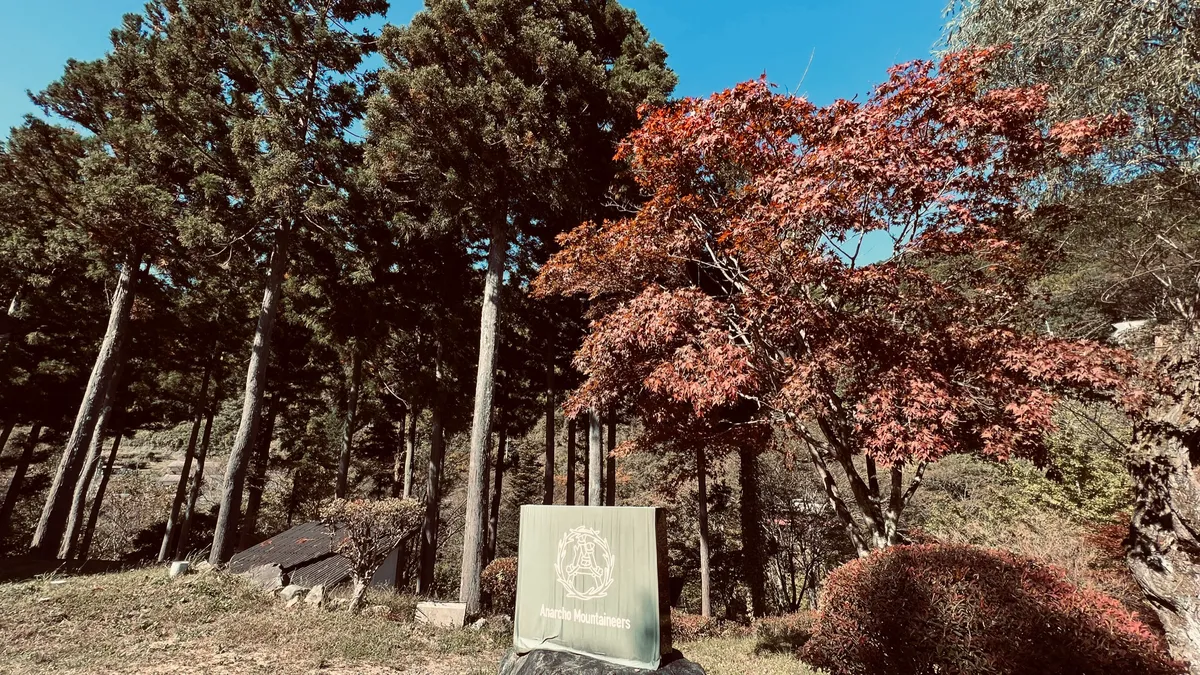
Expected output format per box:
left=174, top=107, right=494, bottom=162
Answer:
left=513, top=506, right=672, bottom=670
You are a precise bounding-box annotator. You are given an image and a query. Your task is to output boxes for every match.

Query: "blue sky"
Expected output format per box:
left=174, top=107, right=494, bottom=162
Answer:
left=0, top=0, right=948, bottom=134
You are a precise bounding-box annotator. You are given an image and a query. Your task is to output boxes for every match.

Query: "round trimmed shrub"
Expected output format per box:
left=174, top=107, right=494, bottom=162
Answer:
left=800, top=543, right=1184, bottom=675
left=482, top=557, right=518, bottom=613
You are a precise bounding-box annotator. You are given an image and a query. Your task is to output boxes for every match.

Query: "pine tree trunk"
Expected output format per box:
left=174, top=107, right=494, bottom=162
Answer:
left=157, top=366, right=214, bottom=561
left=61, top=357, right=127, bottom=560
left=406, top=408, right=418, bottom=499
left=392, top=406, right=407, bottom=498
left=210, top=224, right=289, bottom=565
left=0, top=421, right=14, bottom=460
left=605, top=415, right=616, bottom=507
left=175, top=410, right=215, bottom=560
left=486, top=425, right=507, bottom=566
left=697, top=445, right=712, bottom=618
left=78, top=430, right=123, bottom=560
left=337, top=348, right=362, bottom=498
left=0, top=424, right=42, bottom=541
left=566, top=417, right=576, bottom=506
left=460, top=218, right=508, bottom=617
left=418, top=398, right=445, bottom=595
left=240, top=394, right=279, bottom=551
left=588, top=410, right=602, bottom=506
left=32, top=248, right=140, bottom=558
left=543, top=350, right=555, bottom=505
left=737, top=445, right=767, bottom=617
left=1, top=287, right=23, bottom=354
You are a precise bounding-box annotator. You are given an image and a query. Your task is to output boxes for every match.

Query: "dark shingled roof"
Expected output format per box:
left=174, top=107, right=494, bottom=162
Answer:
left=228, top=521, right=336, bottom=575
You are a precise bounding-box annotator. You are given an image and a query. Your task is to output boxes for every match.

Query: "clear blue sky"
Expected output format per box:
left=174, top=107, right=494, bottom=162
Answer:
left=0, top=0, right=947, bottom=134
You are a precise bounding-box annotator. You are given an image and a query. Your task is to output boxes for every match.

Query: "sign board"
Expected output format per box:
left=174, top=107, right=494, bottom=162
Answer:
left=512, top=506, right=672, bottom=670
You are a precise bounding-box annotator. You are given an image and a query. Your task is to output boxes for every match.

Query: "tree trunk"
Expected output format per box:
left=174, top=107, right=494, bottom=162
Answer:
left=697, top=445, right=712, bottom=618
left=210, top=224, right=289, bottom=565
left=566, top=417, right=577, bottom=506
left=486, top=425, right=507, bottom=566
left=61, top=357, right=127, bottom=560
left=0, top=421, right=14, bottom=460
left=1, top=287, right=23, bottom=354
left=544, top=350, right=555, bottom=505
left=0, top=424, right=42, bottom=541
left=402, top=406, right=419, bottom=499
left=175, top=410, right=215, bottom=560
left=78, top=430, right=123, bottom=560
left=738, top=445, right=767, bottom=618
left=32, top=248, right=139, bottom=557
left=240, top=394, right=279, bottom=551
left=418, top=398, right=445, bottom=595
left=605, top=414, right=616, bottom=507
left=459, top=218, right=507, bottom=617
left=1127, top=343, right=1200, bottom=674
left=337, top=348, right=362, bottom=499
left=588, top=410, right=602, bottom=506
left=392, top=405, right=407, bottom=498
left=157, top=366, right=214, bottom=561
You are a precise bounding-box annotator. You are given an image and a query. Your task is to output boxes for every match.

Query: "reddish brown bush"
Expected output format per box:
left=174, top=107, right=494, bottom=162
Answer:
left=481, top=557, right=518, bottom=613
left=670, top=612, right=749, bottom=642
left=800, top=544, right=1184, bottom=675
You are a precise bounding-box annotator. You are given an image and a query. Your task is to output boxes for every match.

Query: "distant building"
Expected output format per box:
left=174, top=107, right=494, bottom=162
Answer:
left=228, top=521, right=402, bottom=589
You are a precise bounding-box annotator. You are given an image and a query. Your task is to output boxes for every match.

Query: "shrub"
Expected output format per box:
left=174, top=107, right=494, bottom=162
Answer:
left=481, top=557, right=518, bottom=613
left=319, top=498, right=423, bottom=613
left=670, top=612, right=749, bottom=642
left=753, top=611, right=815, bottom=655
left=800, top=543, right=1185, bottom=675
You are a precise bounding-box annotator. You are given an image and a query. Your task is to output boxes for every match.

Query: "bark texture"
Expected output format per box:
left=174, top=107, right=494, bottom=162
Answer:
left=61, top=357, right=126, bottom=560
left=32, top=249, right=139, bottom=557
left=1127, top=336, right=1200, bottom=672
left=587, top=410, right=602, bottom=506
left=738, top=445, right=767, bottom=618
left=78, top=431, right=123, bottom=560
left=0, top=424, right=42, bottom=541
left=459, top=219, right=507, bottom=616
left=566, top=418, right=576, bottom=506
left=337, top=349, right=362, bottom=498
left=544, top=352, right=555, bottom=505
left=210, top=224, right=289, bottom=565
left=175, top=410, right=214, bottom=560
left=696, top=445, right=712, bottom=618
left=486, top=426, right=507, bottom=566
left=240, top=394, right=279, bottom=550
left=605, top=415, right=616, bottom=507
left=418, top=399, right=445, bottom=595
left=393, top=406, right=408, bottom=498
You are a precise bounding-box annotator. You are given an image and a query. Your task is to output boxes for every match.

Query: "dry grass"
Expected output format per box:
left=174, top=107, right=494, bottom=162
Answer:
left=0, top=567, right=507, bottom=675
left=0, top=565, right=825, bottom=674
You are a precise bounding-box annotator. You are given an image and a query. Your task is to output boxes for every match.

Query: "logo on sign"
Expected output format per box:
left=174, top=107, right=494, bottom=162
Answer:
left=554, top=525, right=615, bottom=601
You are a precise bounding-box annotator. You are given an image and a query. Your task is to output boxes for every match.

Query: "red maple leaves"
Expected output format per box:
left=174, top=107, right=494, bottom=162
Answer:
left=535, top=48, right=1136, bottom=548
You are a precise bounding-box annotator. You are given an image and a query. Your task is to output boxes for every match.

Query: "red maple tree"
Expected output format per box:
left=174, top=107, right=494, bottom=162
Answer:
left=534, top=48, right=1138, bottom=556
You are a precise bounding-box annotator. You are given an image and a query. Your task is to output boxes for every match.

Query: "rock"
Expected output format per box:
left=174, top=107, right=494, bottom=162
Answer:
left=193, top=561, right=214, bottom=575
left=489, top=615, right=514, bottom=634
left=243, top=563, right=284, bottom=592
left=498, top=649, right=705, bottom=675
left=284, top=597, right=301, bottom=610
left=414, top=601, right=466, bottom=628
left=304, top=584, right=325, bottom=608
left=279, top=584, right=308, bottom=603
left=470, top=618, right=487, bottom=631
left=168, top=561, right=190, bottom=579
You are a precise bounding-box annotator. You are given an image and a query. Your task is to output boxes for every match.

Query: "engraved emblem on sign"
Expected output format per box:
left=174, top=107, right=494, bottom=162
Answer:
left=554, top=525, right=615, bottom=601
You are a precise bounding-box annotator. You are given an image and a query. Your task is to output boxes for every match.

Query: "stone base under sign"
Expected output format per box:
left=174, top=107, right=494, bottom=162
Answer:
left=498, top=648, right=705, bottom=675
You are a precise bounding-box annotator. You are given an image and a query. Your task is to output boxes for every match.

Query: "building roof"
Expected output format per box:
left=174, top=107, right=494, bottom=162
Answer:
left=228, top=521, right=336, bottom=575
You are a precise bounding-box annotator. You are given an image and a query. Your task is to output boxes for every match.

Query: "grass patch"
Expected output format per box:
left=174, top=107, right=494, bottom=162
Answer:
left=678, top=636, right=824, bottom=675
